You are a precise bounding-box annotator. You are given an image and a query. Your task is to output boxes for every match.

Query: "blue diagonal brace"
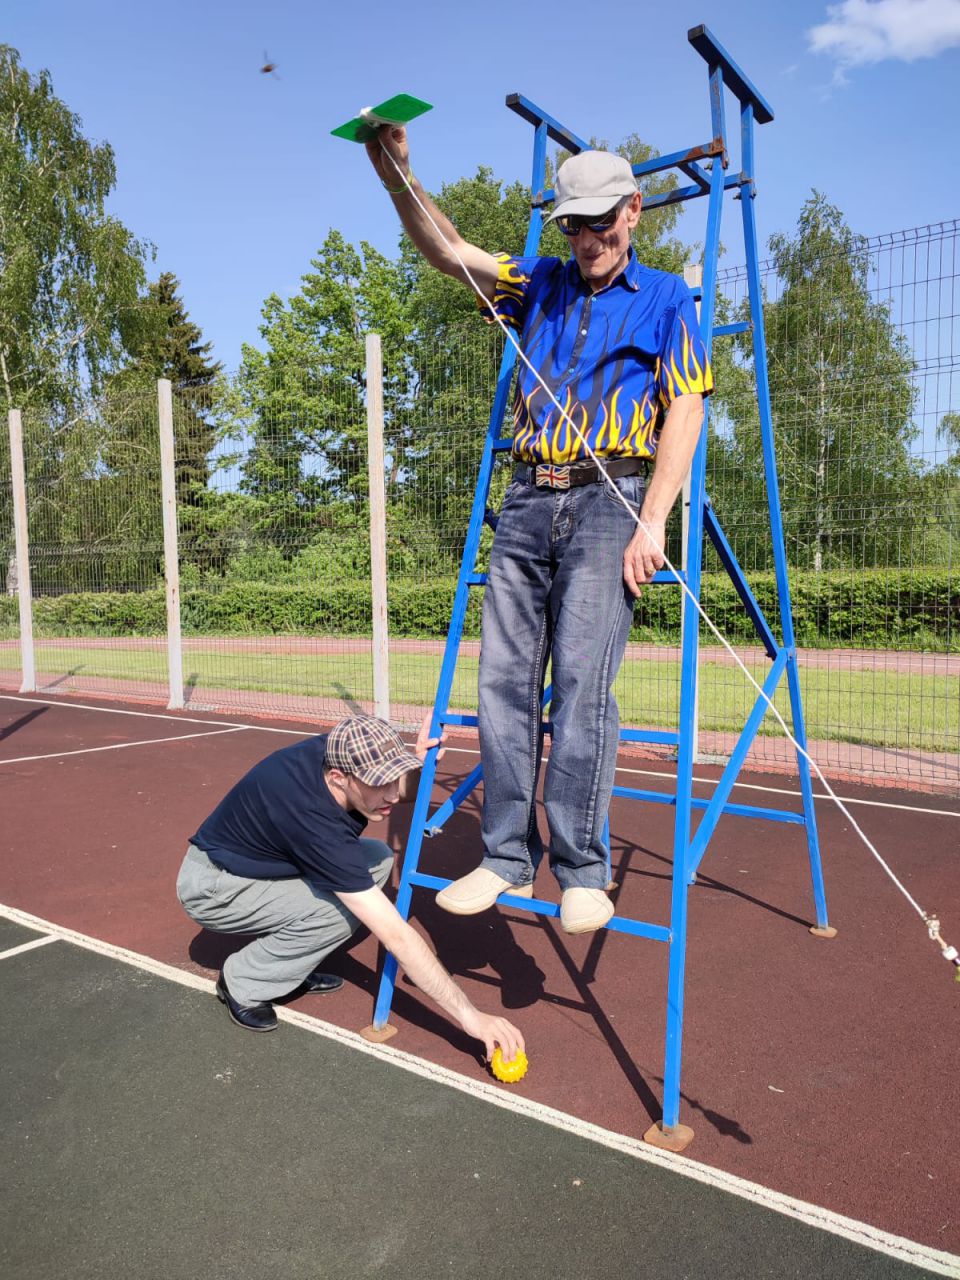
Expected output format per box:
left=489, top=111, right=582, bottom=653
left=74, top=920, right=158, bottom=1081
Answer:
left=505, top=94, right=591, bottom=157
left=687, top=649, right=789, bottom=880
left=703, top=501, right=779, bottom=658
left=423, top=763, right=482, bottom=835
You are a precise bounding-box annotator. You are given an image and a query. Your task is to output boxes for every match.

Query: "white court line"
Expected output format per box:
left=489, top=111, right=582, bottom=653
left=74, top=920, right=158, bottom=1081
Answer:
left=618, top=765, right=960, bottom=820
left=0, top=693, right=301, bottom=734
left=0, top=933, right=59, bottom=961
left=0, top=725, right=248, bottom=765
left=3, top=693, right=956, bottom=819
left=0, top=900, right=955, bottom=1278
left=442, top=746, right=960, bottom=821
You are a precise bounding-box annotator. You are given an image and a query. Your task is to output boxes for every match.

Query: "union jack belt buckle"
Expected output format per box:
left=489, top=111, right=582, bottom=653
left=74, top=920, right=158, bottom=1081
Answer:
left=535, top=464, right=570, bottom=489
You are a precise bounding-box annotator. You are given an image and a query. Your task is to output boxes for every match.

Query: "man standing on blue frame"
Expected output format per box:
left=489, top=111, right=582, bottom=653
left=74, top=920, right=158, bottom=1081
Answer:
left=367, top=130, right=711, bottom=934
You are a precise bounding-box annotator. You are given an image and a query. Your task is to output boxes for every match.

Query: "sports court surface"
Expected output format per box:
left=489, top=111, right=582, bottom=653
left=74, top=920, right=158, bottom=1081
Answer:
left=1, top=690, right=957, bottom=1278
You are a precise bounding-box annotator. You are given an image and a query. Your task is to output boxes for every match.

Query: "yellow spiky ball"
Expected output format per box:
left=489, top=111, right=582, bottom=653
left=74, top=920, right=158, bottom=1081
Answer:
left=490, top=1047, right=529, bottom=1083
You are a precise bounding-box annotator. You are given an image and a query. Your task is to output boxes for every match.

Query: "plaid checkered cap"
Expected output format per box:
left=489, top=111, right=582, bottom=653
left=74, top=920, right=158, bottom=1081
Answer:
left=326, top=715, right=422, bottom=786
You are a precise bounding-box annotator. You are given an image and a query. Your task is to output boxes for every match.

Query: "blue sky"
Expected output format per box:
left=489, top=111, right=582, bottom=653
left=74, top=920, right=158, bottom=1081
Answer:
left=6, top=0, right=960, bottom=370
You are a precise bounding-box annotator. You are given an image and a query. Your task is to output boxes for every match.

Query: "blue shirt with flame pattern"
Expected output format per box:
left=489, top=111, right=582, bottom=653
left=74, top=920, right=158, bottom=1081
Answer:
left=483, top=248, right=712, bottom=463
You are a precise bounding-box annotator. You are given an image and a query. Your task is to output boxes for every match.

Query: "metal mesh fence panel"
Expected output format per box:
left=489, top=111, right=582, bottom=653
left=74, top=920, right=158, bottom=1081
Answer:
left=171, top=368, right=375, bottom=721
left=3, top=387, right=170, bottom=704
left=381, top=324, right=505, bottom=725
left=1, top=220, right=956, bottom=792
left=702, top=220, right=959, bottom=790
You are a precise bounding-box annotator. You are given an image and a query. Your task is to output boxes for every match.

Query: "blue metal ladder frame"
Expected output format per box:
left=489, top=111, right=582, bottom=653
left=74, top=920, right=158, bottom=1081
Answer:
left=366, top=25, right=832, bottom=1149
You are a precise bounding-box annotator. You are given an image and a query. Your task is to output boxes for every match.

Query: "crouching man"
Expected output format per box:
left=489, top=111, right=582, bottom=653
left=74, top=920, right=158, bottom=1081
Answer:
left=176, top=713, right=523, bottom=1062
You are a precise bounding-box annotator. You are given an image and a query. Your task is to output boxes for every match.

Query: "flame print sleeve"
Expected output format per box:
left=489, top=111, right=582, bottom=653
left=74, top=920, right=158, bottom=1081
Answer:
left=655, top=291, right=714, bottom=409
left=478, top=253, right=533, bottom=332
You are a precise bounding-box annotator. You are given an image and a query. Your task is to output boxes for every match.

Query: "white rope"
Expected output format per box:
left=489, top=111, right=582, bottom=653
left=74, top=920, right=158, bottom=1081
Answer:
left=379, top=140, right=957, bottom=968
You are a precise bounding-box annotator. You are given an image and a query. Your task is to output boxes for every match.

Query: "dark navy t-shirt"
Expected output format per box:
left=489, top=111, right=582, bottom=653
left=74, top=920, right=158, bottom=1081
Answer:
left=189, top=735, right=376, bottom=894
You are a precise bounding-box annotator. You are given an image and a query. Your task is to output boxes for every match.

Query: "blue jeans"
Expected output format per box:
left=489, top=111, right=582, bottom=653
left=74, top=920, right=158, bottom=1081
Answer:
left=477, top=470, right=644, bottom=891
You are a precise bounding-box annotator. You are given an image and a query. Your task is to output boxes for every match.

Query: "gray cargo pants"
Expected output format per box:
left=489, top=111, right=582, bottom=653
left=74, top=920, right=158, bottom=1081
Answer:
left=176, top=841, right=394, bottom=1006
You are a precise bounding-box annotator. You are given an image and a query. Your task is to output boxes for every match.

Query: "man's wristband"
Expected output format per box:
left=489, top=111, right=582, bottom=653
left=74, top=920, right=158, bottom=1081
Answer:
left=382, top=169, right=414, bottom=195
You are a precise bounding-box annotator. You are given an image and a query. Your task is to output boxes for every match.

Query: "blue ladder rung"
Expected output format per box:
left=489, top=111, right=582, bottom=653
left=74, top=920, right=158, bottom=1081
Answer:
left=620, top=728, right=680, bottom=745
left=439, top=712, right=553, bottom=736
left=714, top=322, right=751, bottom=336
left=612, top=785, right=806, bottom=825
left=492, top=438, right=514, bottom=451
left=407, top=871, right=670, bottom=942
left=466, top=573, right=488, bottom=585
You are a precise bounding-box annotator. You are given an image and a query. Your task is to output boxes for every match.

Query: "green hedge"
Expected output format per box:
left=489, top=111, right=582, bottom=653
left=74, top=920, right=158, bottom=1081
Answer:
left=0, top=569, right=955, bottom=649
left=630, top=569, right=958, bottom=649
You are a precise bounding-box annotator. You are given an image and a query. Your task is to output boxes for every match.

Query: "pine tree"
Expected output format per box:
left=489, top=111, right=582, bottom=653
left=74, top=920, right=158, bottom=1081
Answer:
left=131, top=271, right=222, bottom=504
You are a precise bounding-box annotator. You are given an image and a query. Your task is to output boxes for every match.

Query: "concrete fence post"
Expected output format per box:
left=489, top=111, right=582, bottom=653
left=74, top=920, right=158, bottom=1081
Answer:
left=365, top=334, right=390, bottom=721
left=7, top=409, right=35, bottom=692
left=157, top=379, right=184, bottom=710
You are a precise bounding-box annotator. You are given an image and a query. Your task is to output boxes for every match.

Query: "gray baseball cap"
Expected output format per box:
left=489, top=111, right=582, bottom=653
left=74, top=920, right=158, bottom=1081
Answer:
left=546, top=150, right=639, bottom=224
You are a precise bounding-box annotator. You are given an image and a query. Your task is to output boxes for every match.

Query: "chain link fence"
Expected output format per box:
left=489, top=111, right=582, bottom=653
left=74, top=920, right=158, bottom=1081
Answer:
left=2, top=221, right=957, bottom=792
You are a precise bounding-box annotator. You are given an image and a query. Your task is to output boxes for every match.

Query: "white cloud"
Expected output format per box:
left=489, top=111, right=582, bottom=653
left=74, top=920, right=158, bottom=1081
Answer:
left=809, top=0, right=960, bottom=72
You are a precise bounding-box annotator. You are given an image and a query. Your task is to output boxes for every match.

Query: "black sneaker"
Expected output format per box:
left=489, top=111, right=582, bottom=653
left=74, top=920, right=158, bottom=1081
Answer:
left=300, top=970, right=345, bottom=995
left=216, top=971, right=278, bottom=1032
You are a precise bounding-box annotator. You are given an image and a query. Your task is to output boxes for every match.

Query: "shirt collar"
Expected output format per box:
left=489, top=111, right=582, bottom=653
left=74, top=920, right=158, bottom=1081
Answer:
left=621, top=248, right=642, bottom=291
left=566, top=247, right=642, bottom=294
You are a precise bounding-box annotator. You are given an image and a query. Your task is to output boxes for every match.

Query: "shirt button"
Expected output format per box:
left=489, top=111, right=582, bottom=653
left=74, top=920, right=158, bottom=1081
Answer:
left=580, top=329, right=587, bottom=335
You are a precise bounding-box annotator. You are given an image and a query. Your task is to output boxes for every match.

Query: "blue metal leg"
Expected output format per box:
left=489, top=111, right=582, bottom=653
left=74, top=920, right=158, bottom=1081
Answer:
left=784, top=656, right=830, bottom=929
left=654, top=78, right=726, bottom=1146
left=368, top=748, right=439, bottom=1033
left=739, top=106, right=830, bottom=935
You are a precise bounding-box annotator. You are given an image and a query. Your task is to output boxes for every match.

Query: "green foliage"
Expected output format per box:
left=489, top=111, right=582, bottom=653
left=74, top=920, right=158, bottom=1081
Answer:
left=122, top=271, right=222, bottom=505
left=0, top=45, right=152, bottom=411
left=219, top=135, right=695, bottom=570
left=0, top=44, right=161, bottom=594
left=629, top=567, right=957, bottom=649
left=226, top=230, right=409, bottom=509
left=127, top=272, right=221, bottom=386
left=712, top=193, right=923, bottom=571
left=4, top=568, right=954, bottom=651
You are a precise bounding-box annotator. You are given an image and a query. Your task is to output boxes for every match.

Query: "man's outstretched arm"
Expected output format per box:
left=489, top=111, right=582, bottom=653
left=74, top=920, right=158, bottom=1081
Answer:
left=365, top=125, right=501, bottom=302
left=336, top=883, right=524, bottom=1061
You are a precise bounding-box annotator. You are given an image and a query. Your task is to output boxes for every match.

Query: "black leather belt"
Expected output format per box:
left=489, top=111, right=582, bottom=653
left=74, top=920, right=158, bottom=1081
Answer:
left=513, top=456, right=650, bottom=490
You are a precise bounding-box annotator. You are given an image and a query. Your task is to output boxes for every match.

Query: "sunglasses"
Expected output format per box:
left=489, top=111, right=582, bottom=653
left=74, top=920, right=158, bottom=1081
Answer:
left=555, top=196, right=630, bottom=237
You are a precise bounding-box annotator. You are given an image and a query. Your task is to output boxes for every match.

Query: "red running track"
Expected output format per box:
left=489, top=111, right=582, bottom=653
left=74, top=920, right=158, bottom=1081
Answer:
left=0, top=691, right=957, bottom=1255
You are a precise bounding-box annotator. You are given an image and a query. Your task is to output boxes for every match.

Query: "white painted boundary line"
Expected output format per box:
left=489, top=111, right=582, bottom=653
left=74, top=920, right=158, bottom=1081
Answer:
left=0, top=900, right=956, bottom=1277
left=612, top=764, right=960, bottom=820
left=2, top=693, right=957, bottom=819
left=0, top=933, right=59, bottom=961
left=0, top=726, right=248, bottom=765
left=441, top=745, right=960, bottom=821
left=0, top=693, right=300, bottom=734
